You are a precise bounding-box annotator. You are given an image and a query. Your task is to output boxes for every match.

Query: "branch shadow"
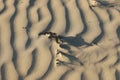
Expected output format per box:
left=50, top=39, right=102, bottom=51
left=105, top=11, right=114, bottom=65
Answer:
left=60, top=35, right=91, bottom=47
left=59, top=44, right=71, bottom=52
left=98, top=1, right=114, bottom=7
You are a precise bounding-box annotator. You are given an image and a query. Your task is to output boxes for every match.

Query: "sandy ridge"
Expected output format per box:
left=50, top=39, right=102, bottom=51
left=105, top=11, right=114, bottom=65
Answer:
left=0, top=0, right=120, bottom=80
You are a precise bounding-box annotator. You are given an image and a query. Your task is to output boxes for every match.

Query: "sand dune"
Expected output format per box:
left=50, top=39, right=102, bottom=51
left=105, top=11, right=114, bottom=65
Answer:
left=0, top=0, right=120, bottom=80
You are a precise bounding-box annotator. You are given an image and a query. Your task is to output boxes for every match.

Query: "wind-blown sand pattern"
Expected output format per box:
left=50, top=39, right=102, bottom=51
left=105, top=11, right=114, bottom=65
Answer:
left=0, top=0, right=120, bottom=80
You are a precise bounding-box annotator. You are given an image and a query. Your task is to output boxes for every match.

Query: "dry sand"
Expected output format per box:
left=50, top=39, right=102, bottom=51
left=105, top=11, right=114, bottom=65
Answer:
left=0, top=0, right=120, bottom=80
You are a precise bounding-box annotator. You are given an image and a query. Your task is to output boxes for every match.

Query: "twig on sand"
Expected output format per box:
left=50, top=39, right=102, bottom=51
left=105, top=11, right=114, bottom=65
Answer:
left=38, top=32, right=63, bottom=44
left=56, top=49, right=84, bottom=66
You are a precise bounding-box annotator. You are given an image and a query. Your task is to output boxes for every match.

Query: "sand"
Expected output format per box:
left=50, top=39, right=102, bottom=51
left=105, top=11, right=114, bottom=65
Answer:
left=0, top=0, right=120, bottom=80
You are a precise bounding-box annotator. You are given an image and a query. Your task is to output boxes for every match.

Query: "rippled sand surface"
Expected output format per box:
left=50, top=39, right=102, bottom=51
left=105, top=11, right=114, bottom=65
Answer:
left=0, top=0, right=120, bottom=80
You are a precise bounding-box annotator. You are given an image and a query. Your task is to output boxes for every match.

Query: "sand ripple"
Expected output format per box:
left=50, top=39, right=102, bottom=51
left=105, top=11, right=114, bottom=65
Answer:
left=0, top=0, right=120, bottom=80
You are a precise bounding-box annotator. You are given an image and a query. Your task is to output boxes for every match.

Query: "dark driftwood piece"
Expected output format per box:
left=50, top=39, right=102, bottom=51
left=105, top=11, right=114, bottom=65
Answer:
left=38, top=32, right=63, bottom=44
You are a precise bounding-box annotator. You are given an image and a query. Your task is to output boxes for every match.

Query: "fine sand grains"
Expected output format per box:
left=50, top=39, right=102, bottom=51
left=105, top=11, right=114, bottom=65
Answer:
left=0, top=0, right=120, bottom=80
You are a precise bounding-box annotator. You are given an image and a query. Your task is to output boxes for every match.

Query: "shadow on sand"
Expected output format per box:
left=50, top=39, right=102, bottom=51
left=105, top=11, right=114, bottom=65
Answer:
left=60, top=34, right=91, bottom=47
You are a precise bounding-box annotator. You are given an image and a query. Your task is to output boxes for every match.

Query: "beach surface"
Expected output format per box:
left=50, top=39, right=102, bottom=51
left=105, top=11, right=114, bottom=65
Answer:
left=0, top=0, right=120, bottom=80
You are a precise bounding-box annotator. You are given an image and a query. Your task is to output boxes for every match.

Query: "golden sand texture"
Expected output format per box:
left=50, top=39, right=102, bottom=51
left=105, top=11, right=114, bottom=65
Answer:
left=0, top=0, right=120, bottom=80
